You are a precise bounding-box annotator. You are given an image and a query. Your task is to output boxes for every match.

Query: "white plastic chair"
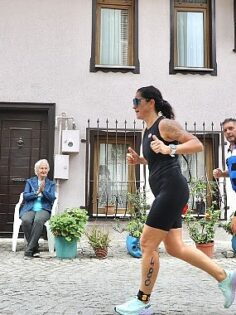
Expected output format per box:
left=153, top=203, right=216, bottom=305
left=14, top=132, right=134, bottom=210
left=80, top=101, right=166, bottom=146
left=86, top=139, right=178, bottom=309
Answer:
left=12, top=192, right=58, bottom=253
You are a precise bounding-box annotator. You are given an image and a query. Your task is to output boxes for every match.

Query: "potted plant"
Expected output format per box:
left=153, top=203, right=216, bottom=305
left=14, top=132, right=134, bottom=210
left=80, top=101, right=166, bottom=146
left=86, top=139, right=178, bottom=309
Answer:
left=114, top=190, right=148, bottom=258
left=125, top=215, right=147, bottom=258
left=49, top=207, right=88, bottom=259
left=184, top=205, right=221, bottom=258
left=86, top=226, right=111, bottom=259
left=219, top=215, right=236, bottom=252
left=104, top=197, right=116, bottom=215
left=126, top=216, right=146, bottom=239
left=189, top=178, right=218, bottom=215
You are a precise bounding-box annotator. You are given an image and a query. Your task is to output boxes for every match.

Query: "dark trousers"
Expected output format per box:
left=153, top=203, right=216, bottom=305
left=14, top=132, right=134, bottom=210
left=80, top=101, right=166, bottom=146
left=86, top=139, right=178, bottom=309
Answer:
left=21, top=210, right=50, bottom=253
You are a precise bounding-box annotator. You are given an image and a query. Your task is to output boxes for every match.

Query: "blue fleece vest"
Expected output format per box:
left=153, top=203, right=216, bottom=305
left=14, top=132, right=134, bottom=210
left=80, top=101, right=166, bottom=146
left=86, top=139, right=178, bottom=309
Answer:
left=227, top=154, right=236, bottom=192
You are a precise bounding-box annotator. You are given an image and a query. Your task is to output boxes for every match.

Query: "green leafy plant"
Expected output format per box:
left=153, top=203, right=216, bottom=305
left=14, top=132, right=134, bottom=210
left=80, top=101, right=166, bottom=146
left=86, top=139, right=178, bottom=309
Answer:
left=49, top=207, right=88, bottom=242
left=126, top=216, right=147, bottom=238
left=114, top=190, right=149, bottom=238
left=127, top=191, right=149, bottom=216
left=189, top=178, right=218, bottom=213
left=219, top=215, right=235, bottom=236
left=184, top=206, right=220, bottom=244
left=189, top=177, right=208, bottom=201
left=86, top=226, right=111, bottom=250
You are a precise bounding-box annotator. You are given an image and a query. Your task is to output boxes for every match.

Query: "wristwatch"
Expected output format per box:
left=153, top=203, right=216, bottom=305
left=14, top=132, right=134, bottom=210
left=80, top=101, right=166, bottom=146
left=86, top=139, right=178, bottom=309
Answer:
left=169, top=144, right=177, bottom=157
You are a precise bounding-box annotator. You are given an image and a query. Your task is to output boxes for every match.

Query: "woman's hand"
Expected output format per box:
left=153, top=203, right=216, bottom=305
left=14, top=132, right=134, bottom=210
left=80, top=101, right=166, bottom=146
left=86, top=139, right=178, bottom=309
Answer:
left=38, top=180, right=45, bottom=193
left=213, top=168, right=224, bottom=178
left=150, top=135, right=170, bottom=155
left=127, top=147, right=140, bottom=165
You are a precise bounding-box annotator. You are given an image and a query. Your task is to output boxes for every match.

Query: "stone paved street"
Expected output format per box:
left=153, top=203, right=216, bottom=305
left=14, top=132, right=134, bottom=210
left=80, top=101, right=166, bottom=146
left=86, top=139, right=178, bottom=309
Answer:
left=0, top=222, right=236, bottom=315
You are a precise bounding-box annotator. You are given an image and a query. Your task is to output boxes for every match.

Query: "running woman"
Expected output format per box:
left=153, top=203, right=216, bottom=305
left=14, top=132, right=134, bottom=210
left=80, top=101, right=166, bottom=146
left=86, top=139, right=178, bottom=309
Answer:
left=115, top=85, right=236, bottom=315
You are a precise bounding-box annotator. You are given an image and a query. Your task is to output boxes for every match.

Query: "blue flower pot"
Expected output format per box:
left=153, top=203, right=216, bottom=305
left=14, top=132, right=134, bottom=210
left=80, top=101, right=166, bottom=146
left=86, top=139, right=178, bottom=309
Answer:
left=231, top=235, right=236, bottom=252
left=126, top=234, right=142, bottom=258
left=55, top=236, right=77, bottom=259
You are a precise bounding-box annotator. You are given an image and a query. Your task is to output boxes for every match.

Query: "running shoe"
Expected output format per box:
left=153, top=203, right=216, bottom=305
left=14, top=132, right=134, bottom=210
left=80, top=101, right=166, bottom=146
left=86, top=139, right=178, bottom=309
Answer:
left=218, top=270, right=236, bottom=308
left=114, top=297, right=154, bottom=315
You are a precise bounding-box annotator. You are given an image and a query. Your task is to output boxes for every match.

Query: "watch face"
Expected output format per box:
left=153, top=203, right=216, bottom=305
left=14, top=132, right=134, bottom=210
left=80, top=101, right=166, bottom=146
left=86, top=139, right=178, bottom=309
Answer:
left=169, top=144, right=176, bottom=156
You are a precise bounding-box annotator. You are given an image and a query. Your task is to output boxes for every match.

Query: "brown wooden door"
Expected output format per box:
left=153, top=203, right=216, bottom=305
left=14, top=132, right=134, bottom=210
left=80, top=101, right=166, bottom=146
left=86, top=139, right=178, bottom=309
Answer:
left=0, top=104, right=55, bottom=237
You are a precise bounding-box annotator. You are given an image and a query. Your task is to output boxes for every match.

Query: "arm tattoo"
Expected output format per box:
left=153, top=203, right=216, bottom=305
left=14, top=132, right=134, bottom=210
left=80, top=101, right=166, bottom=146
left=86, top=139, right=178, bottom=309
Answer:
left=163, top=119, right=190, bottom=142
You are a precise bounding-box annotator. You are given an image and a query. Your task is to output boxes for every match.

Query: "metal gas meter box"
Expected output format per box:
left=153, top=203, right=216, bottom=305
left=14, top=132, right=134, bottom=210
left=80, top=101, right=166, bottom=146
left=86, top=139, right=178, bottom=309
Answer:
left=61, top=130, right=80, bottom=153
left=54, top=154, right=69, bottom=179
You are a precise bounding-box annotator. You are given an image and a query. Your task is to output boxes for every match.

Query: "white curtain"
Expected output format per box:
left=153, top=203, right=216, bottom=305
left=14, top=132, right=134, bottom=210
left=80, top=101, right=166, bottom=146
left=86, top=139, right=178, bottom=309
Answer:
left=98, top=144, right=129, bottom=208
left=177, top=11, right=204, bottom=67
left=179, top=152, right=205, bottom=182
left=100, top=8, right=128, bottom=66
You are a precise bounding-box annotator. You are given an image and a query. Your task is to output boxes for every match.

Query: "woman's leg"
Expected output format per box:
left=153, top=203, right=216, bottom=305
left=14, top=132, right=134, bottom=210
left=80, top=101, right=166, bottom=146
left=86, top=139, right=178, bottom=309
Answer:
left=139, top=224, right=168, bottom=295
left=164, top=228, right=236, bottom=309
left=21, top=211, right=35, bottom=243
left=115, top=225, right=167, bottom=315
left=163, top=228, right=226, bottom=281
left=26, top=210, right=50, bottom=253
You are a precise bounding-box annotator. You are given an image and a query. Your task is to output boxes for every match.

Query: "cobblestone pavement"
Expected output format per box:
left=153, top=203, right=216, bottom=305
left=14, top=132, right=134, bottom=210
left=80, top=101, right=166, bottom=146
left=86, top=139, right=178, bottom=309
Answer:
left=0, top=222, right=236, bottom=315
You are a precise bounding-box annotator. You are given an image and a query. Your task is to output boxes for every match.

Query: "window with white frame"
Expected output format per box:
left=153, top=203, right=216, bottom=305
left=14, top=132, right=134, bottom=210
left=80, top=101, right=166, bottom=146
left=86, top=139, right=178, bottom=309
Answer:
left=169, top=0, right=217, bottom=75
left=90, top=0, right=139, bottom=73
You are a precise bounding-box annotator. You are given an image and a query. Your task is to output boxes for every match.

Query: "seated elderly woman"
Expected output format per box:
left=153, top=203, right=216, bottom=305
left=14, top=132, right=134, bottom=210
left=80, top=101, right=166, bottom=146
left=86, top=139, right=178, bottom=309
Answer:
left=20, top=159, right=56, bottom=258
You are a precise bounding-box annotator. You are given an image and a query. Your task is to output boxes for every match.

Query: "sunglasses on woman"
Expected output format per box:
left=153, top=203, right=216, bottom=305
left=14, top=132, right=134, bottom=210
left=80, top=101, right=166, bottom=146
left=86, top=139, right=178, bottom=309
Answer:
left=133, top=98, right=144, bottom=106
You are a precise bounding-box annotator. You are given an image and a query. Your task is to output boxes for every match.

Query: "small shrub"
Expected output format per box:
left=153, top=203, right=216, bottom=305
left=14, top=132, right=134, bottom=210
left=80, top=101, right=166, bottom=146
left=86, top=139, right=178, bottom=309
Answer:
left=50, top=207, right=88, bottom=242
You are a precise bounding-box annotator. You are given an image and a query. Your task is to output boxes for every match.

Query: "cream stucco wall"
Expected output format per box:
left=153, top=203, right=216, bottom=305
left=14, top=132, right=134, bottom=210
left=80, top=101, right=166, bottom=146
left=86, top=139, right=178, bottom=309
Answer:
left=0, top=0, right=235, bottom=210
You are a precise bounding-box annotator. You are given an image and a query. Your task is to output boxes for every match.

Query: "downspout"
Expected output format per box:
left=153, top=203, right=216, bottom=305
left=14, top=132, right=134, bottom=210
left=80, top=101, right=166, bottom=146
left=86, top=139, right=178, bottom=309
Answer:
left=55, top=113, right=64, bottom=210
left=55, top=112, right=76, bottom=211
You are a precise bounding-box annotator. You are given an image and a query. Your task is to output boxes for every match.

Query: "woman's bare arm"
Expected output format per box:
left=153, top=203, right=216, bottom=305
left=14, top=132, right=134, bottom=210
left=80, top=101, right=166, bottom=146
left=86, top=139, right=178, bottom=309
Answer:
left=154, top=119, right=203, bottom=155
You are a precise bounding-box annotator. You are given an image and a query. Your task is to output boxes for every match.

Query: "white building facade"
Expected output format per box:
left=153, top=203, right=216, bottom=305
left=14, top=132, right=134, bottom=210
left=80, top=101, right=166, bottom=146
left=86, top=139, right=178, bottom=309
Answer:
left=0, top=0, right=235, bottom=235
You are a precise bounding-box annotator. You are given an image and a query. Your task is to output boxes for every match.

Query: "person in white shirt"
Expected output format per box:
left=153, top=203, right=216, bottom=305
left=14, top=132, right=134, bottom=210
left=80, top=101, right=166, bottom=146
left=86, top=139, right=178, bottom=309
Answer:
left=213, top=118, right=236, bottom=234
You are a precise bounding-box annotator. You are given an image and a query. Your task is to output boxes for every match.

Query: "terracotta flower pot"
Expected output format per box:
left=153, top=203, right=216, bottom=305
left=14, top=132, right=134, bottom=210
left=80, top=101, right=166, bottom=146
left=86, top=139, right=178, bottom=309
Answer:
left=95, top=247, right=108, bottom=259
left=195, top=242, right=214, bottom=258
left=104, top=205, right=115, bottom=215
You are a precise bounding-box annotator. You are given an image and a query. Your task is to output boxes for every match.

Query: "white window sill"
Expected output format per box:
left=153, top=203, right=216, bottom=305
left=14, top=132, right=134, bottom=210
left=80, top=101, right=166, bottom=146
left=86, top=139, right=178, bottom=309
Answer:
left=174, top=67, right=214, bottom=71
left=95, top=64, right=135, bottom=69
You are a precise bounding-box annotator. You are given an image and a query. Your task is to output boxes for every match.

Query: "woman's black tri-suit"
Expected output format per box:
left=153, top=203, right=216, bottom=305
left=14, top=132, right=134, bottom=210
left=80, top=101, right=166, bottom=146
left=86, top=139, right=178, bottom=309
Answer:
left=143, top=117, right=189, bottom=231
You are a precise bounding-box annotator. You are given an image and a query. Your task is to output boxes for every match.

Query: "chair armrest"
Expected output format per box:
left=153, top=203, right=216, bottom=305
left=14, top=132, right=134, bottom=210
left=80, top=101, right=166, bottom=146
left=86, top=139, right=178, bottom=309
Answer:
left=51, top=195, right=58, bottom=216
left=14, top=193, right=24, bottom=220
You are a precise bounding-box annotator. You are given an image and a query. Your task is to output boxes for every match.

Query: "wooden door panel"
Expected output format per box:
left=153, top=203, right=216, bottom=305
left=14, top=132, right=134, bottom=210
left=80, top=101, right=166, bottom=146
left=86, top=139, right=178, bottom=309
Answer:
left=0, top=185, right=8, bottom=194
left=0, top=108, right=51, bottom=237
